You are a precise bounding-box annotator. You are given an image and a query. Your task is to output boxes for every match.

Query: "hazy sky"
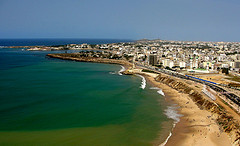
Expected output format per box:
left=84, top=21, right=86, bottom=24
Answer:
left=0, top=0, right=239, bottom=41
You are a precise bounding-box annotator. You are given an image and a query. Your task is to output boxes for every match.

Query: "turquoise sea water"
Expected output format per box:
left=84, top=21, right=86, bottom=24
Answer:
left=0, top=46, right=173, bottom=145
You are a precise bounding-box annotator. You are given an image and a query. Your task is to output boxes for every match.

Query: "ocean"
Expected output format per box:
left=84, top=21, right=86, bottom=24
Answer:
left=0, top=39, right=176, bottom=145
left=0, top=38, right=132, bottom=46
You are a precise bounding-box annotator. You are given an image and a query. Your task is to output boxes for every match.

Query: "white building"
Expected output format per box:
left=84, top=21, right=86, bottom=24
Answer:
left=222, top=64, right=229, bottom=68
left=230, top=62, right=235, bottom=68
left=179, top=61, right=186, bottom=68
left=162, top=59, right=174, bottom=68
left=169, top=61, right=174, bottom=68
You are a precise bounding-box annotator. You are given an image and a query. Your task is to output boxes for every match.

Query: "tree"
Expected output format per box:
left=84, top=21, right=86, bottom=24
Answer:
left=90, top=44, right=96, bottom=48
left=165, top=66, right=170, bottom=70
left=222, top=68, right=229, bottom=75
left=155, top=64, right=162, bottom=68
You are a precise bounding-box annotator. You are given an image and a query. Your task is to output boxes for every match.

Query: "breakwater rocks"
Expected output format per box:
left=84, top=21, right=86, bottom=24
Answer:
left=155, top=74, right=240, bottom=145
left=47, top=53, right=132, bottom=67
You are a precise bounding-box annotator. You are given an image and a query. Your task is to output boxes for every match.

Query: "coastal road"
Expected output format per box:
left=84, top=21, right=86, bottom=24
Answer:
left=136, top=63, right=240, bottom=108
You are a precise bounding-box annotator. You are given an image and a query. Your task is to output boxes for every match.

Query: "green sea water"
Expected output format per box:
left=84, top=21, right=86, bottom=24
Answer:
left=0, top=53, right=172, bottom=145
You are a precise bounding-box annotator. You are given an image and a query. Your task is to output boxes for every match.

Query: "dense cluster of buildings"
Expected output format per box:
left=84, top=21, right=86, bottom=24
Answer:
left=42, top=39, right=240, bottom=74
left=93, top=39, right=240, bottom=74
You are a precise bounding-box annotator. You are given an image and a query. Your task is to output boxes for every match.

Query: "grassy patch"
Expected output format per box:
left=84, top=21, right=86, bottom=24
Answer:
left=142, top=69, right=158, bottom=74
left=225, top=75, right=240, bottom=83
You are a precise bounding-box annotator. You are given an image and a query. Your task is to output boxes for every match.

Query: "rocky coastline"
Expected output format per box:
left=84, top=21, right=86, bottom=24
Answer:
left=47, top=53, right=132, bottom=67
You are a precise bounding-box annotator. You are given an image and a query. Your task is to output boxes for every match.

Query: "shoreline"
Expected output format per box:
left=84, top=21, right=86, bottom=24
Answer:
left=46, top=53, right=240, bottom=146
left=138, top=73, right=231, bottom=146
left=140, top=72, right=238, bottom=146
left=46, top=53, right=132, bottom=67
left=131, top=73, right=177, bottom=145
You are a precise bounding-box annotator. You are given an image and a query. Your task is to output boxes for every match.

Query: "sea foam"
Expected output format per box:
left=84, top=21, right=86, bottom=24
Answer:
left=159, top=106, right=183, bottom=146
left=150, top=87, right=165, bottom=96
left=109, top=72, right=116, bottom=75
left=164, top=106, right=182, bottom=123
left=118, top=65, right=125, bottom=75
left=136, top=74, right=146, bottom=89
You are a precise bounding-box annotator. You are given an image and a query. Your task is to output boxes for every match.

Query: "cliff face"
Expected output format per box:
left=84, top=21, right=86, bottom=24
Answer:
left=155, top=74, right=240, bottom=145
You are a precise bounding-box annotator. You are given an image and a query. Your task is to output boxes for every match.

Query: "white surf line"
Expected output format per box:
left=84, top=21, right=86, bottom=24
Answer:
left=150, top=87, right=165, bottom=96
left=149, top=86, right=177, bottom=146
left=109, top=71, right=116, bottom=74
left=157, top=89, right=165, bottom=96
left=118, top=65, right=125, bottom=75
left=159, top=123, right=178, bottom=146
left=159, top=106, right=183, bottom=146
left=149, top=87, right=159, bottom=90
left=136, top=74, right=146, bottom=89
left=159, top=130, right=172, bottom=146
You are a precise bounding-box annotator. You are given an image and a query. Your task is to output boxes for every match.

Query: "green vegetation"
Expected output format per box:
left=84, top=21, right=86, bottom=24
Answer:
left=165, top=66, right=170, bottom=70
left=142, top=69, right=158, bottom=74
left=154, top=64, right=162, bottom=68
left=123, top=54, right=132, bottom=61
left=89, top=44, right=97, bottom=48
left=53, top=51, right=123, bottom=60
left=220, top=99, right=234, bottom=111
left=225, top=75, right=240, bottom=83
left=135, top=45, right=143, bottom=48
left=222, top=68, right=229, bottom=75
left=49, top=44, right=67, bottom=47
left=226, top=51, right=239, bottom=55
left=123, top=43, right=131, bottom=46
left=195, top=68, right=207, bottom=71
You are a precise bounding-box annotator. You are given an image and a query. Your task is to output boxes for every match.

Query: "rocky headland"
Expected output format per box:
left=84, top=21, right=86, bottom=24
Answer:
left=47, top=53, right=132, bottom=67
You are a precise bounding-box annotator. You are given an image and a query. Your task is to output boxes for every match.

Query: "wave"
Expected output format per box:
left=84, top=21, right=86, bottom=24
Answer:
left=150, top=87, right=165, bottom=96
left=118, top=65, right=125, bottom=75
left=159, top=122, right=178, bottom=146
left=110, top=66, right=125, bottom=75
left=136, top=74, right=146, bottom=89
left=157, top=90, right=165, bottom=96
left=164, top=106, right=182, bottom=123
left=159, top=106, right=183, bottom=146
left=149, top=87, right=176, bottom=146
left=159, top=129, right=172, bottom=146
left=149, top=87, right=159, bottom=90
left=109, top=72, right=116, bottom=75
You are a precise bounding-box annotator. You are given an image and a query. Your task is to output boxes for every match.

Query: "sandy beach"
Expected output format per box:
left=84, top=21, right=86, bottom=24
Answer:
left=47, top=54, right=239, bottom=146
left=135, top=71, right=234, bottom=146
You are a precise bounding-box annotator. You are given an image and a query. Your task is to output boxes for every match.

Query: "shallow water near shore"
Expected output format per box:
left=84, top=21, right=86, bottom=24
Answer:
left=0, top=48, right=175, bottom=145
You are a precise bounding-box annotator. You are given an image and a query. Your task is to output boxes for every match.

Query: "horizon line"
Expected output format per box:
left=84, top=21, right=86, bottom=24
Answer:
left=0, top=37, right=239, bottom=43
